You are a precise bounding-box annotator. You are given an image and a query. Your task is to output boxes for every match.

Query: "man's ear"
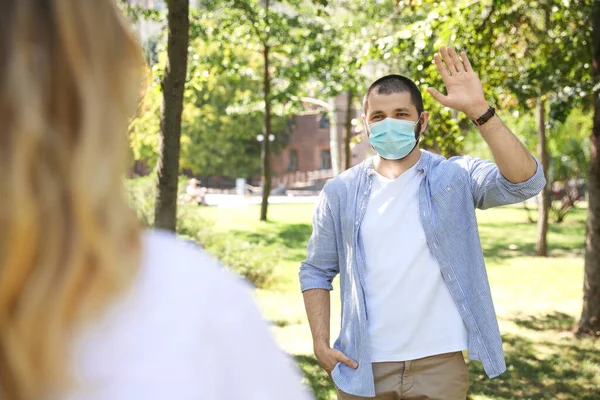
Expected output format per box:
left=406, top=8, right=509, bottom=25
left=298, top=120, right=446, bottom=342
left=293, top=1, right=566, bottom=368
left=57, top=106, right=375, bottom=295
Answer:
left=420, top=111, right=430, bottom=134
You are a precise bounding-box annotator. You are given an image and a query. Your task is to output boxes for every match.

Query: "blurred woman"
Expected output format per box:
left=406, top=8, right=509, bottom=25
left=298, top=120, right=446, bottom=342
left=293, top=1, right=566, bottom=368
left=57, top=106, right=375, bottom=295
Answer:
left=0, top=1, right=311, bottom=399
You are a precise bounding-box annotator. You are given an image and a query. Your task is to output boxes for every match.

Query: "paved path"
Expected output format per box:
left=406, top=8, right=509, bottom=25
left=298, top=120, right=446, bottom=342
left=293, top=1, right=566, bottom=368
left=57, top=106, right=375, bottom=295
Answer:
left=203, top=194, right=540, bottom=208
left=204, top=194, right=319, bottom=207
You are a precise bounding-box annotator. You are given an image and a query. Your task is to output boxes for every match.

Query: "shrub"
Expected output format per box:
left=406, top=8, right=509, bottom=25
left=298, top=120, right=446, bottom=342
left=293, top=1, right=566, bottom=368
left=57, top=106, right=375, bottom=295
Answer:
left=126, top=177, right=279, bottom=289
left=125, top=175, right=157, bottom=226
left=177, top=206, right=279, bottom=289
left=125, top=175, right=192, bottom=226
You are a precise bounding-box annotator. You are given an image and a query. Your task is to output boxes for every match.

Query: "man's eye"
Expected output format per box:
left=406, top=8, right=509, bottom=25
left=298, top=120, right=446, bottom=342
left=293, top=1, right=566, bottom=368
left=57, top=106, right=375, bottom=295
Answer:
left=396, top=113, right=407, bottom=117
left=372, top=115, right=382, bottom=121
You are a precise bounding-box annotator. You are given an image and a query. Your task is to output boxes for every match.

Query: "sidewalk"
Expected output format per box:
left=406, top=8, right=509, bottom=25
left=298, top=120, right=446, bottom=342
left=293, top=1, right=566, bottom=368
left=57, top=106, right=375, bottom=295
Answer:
left=204, top=194, right=320, bottom=207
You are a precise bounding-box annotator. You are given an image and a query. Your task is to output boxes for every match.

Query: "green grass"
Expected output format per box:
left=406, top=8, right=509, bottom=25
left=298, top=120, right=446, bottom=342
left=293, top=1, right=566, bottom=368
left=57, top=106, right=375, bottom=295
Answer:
left=188, top=203, right=599, bottom=400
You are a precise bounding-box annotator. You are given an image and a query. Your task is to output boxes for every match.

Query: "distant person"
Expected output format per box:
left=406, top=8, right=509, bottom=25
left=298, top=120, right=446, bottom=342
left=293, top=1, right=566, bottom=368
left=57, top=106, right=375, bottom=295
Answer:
left=0, top=1, right=311, bottom=400
left=300, top=47, right=546, bottom=399
left=185, top=178, right=208, bottom=205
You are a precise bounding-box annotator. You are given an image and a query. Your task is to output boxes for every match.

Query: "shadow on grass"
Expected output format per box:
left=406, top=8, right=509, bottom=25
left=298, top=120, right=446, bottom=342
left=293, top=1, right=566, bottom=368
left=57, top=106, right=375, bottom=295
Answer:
left=271, top=319, right=294, bottom=328
left=467, top=311, right=600, bottom=400
left=295, top=312, right=599, bottom=400
left=295, top=355, right=335, bottom=400
left=216, top=205, right=586, bottom=265
left=227, top=223, right=311, bottom=249
left=278, top=223, right=313, bottom=249
left=514, top=311, right=576, bottom=331
left=479, top=221, right=585, bottom=262
left=467, top=333, right=600, bottom=400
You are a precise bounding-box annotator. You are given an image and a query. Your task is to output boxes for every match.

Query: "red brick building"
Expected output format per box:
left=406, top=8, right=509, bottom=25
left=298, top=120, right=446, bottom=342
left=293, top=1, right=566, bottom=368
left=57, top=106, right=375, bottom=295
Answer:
left=271, top=93, right=371, bottom=188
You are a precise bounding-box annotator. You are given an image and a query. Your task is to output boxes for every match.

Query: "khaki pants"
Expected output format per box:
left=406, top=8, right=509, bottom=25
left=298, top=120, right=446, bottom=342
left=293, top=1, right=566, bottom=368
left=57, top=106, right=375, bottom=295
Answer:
left=336, top=351, right=469, bottom=400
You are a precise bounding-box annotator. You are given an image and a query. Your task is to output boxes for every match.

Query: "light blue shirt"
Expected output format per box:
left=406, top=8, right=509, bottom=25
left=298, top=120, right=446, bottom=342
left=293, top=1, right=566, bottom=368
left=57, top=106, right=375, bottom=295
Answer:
left=299, top=150, right=546, bottom=397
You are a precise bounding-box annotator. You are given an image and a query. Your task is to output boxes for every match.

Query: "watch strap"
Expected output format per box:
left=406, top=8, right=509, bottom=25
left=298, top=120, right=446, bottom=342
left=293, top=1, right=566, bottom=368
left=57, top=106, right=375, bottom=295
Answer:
left=472, top=106, right=496, bottom=126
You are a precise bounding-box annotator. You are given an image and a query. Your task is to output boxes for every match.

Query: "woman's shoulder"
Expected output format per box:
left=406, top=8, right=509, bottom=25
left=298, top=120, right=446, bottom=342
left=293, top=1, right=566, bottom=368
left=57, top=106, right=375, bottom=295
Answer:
left=137, top=229, right=255, bottom=321
left=71, top=230, right=256, bottom=388
left=76, top=229, right=253, bottom=357
left=141, top=229, right=248, bottom=295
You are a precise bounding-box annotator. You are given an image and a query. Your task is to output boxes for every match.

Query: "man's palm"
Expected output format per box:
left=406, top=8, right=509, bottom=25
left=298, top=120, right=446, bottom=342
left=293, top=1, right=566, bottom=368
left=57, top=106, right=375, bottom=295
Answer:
left=427, top=46, right=488, bottom=119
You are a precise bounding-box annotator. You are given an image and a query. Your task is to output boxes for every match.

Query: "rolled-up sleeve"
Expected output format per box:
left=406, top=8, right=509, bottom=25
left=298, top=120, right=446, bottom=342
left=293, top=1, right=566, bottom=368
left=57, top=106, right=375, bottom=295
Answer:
left=459, top=155, right=547, bottom=210
left=299, top=188, right=339, bottom=292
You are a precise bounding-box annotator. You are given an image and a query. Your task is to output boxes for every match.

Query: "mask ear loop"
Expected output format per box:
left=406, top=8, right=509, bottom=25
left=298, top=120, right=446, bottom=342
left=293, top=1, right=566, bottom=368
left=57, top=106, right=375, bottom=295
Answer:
left=414, top=112, right=423, bottom=142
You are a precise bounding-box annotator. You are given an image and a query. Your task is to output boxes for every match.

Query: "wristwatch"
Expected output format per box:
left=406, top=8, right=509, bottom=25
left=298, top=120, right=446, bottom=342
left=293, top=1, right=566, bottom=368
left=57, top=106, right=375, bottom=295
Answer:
left=471, top=106, right=496, bottom=127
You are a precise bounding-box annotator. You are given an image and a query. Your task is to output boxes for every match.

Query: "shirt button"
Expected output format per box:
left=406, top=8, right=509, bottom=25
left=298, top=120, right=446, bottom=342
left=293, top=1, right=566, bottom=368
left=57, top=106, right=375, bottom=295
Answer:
left=355, top=221, right=360, bottom=226
left=447, top=186, right=452, bottom=191
left=364, top=191, right=368, bottom=195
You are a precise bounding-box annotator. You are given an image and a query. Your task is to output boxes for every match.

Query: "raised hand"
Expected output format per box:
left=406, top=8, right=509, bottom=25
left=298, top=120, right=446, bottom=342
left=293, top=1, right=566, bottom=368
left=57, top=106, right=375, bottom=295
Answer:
left=427, top=46, right=489, bottom=120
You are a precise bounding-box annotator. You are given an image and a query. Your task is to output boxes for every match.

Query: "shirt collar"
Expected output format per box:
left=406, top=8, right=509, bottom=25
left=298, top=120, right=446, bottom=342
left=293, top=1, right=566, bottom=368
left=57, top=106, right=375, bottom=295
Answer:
left=364, top=150, right=430, bottom=177
left=415, top=150, right=430, bottom=173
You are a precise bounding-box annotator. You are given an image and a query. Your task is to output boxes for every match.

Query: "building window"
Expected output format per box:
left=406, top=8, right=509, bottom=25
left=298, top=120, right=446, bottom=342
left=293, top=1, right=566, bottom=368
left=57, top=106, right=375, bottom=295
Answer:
left=319, top=114, right=330, bottom=129
left=321, top=150, right=332, bottom=170
left=288, top=149, right=299, bottom=172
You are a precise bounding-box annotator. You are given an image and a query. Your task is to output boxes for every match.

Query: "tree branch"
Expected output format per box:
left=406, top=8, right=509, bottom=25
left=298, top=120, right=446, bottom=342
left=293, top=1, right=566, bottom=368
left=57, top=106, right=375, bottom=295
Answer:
left=476, top=1, right=497, bottom=34
left=233, top=0, right=267, bottom=45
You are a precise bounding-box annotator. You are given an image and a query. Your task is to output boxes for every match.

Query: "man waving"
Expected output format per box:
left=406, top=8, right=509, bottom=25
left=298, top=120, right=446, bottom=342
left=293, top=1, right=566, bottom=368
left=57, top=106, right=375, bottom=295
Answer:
left=300, top=47, right=545, bottom=399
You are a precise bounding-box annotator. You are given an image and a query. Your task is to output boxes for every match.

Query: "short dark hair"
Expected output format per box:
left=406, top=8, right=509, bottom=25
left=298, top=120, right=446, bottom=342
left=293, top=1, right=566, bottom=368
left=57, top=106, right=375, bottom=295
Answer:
left=363, top=74, right=424, bottom=117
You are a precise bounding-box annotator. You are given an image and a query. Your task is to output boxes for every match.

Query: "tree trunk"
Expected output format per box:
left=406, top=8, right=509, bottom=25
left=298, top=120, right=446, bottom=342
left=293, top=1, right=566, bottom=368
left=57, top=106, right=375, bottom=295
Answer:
left=329, top=97, right=340, bottom=177
left=343, top=90, right=354, bottom=171
left=578, top=0, right=600, bottom=337
left=154, top=0, right=189, bottom=231
left=259, top=17, right=272, bottom=221
left=535, top=96, right=550, bottom=257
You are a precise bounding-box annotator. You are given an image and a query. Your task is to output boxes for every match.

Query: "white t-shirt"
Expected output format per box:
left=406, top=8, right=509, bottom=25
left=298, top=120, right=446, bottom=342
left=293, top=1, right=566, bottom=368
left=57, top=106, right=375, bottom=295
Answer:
left=66, top=230, right=312, bottom=400
left=360, top=162, right=468, bottom=363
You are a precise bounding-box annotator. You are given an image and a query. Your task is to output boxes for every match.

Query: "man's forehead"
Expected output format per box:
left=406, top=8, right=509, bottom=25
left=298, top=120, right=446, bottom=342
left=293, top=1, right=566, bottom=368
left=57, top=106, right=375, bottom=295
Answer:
left=369, top=91, right=412, bottom=104
left=367, top=91, right=416, bottom=114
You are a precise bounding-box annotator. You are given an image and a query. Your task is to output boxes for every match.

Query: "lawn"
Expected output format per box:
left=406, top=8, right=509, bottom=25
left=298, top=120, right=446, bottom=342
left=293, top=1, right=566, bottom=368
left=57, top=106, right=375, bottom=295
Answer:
left=188, top=203, right=599, bottom=400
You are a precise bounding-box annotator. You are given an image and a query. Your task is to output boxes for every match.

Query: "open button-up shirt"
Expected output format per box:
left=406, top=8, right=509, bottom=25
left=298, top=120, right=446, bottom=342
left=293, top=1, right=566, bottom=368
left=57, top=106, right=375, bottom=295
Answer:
left=299, top=150, right=546, bottom=397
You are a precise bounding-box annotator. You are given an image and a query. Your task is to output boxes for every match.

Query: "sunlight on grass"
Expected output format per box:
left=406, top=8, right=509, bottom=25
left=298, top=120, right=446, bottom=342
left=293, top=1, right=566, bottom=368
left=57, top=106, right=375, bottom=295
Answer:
left=188, top=203, right=598, bottom=400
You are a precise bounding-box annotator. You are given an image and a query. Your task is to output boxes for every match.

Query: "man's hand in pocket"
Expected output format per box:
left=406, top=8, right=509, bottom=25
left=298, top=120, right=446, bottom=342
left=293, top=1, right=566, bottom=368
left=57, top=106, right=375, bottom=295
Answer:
left=314, top=343, right=358, bottom=376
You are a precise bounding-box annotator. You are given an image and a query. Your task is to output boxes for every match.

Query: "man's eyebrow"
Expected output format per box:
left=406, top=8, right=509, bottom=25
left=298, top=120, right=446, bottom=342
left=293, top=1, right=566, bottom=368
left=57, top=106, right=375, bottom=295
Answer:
left=369, top=110, right=384, bottom=117
left=394, top=107, right=411, bottom=112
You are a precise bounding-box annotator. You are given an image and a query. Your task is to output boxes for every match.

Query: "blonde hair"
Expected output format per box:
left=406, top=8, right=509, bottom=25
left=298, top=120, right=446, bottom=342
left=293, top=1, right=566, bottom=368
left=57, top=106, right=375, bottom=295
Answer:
left=0, top=1, right=144, bottom=398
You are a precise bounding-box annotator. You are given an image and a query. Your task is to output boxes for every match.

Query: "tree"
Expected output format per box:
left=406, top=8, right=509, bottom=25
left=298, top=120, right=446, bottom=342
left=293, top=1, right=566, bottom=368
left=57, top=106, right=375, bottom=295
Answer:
left=548, top=109, right=592, bottom=224
left=228, top=0, right=274, bottom=221
left=219, top=0, right=340, bottom=221
left=128, top=14, right=283, bottom=180
left=468, top=107, right=591, bottom=225
left=260, top=2, right=272, bottom=221
left=313, top=2, right=369, bottom=174
left=578, top=0, right=600, bottom=337
left=130, top=80, right=162, bottom=173
left=365, top=1, right=467, bottom=156
left=180, top=32, right=269, bottom=179
left=312, top=0, right=397, bottom=171
left=535, top=97, right=550, bottom=256
left=343, top=90, right=354, bottom=170
left=366, top=0, right=590, bottom=256
left=448, top=0, right=592, bottom=256
left=154, top=0, right=190, bottom=231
